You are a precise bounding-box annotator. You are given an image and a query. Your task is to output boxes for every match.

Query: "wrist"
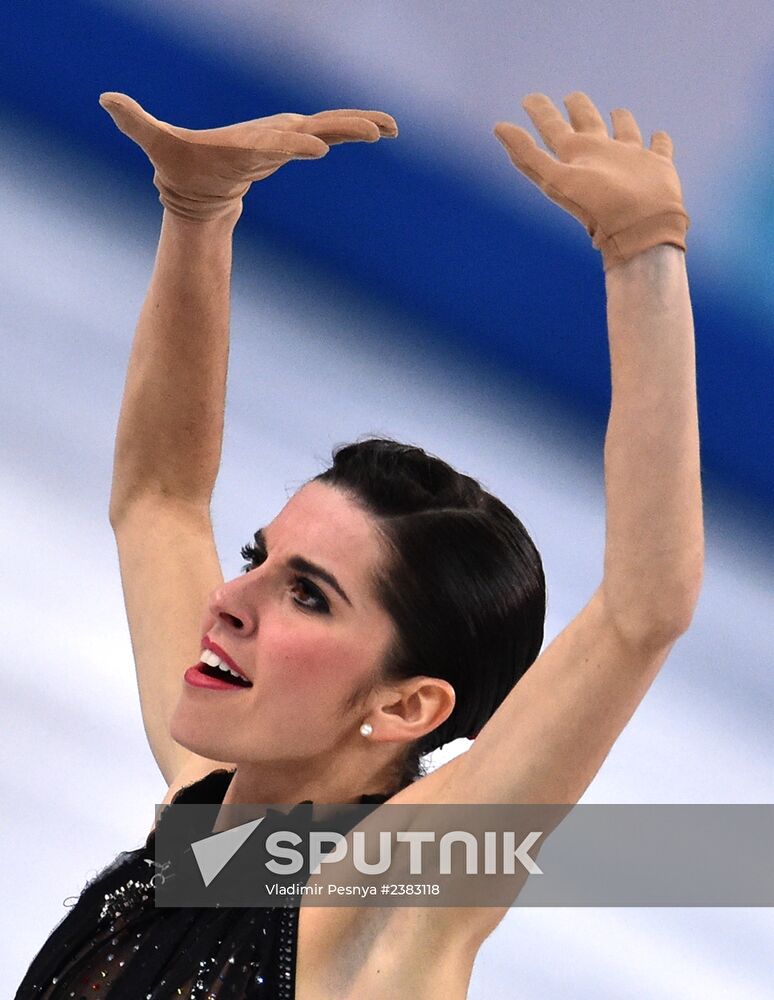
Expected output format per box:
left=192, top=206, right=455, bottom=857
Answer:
left=604, top=244, right=688, bottom=311
left=605, top=244, right=686, bottom=289
left=161, top=201, right=243, bottom=229
left=159, top=205, right=242, bottom=257
left=599, top=208, right=689, bottom=273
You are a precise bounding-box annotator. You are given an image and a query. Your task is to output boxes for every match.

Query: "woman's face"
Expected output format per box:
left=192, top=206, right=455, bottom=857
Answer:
left=170, top=480, right=397, bottom=767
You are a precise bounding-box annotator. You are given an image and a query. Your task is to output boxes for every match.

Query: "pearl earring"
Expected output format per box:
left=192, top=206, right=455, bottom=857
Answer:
left=359, top=722, right=373, bottom=737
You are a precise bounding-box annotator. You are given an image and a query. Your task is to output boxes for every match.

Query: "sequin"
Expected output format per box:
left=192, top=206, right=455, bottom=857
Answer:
left=14, top=770, right=388, bottom=1000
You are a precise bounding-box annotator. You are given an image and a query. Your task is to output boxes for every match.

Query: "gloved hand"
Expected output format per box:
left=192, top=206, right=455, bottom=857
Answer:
left=494, top=92, right=689, bottom=271
left=99, top=92, right=398, bottom=222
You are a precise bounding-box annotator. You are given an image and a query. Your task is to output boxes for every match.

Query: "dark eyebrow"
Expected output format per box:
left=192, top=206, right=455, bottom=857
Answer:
left=254, top=528, right=353, bottom=608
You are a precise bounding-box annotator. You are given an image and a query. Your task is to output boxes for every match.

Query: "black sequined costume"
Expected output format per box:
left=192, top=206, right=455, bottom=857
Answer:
left=15, top=769, right=389, bottom=999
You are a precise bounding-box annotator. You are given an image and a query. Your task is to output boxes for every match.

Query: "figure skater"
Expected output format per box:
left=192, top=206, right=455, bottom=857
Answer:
left=15, top=87, right=703, bottom=999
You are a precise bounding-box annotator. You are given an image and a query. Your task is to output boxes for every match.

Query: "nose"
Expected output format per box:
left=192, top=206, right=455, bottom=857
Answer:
left=207, top=573, right=258, bottom=635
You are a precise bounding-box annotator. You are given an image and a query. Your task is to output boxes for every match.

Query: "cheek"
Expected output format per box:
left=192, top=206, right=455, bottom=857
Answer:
left=260, top=620, right=366, bottom=699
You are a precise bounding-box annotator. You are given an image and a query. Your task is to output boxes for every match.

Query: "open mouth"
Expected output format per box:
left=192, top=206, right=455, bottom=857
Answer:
left=197, top=662, right=252, bottom=688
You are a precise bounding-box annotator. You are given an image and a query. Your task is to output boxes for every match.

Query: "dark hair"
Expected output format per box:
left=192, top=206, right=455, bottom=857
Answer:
left=310, top=436, right=546, bottom=792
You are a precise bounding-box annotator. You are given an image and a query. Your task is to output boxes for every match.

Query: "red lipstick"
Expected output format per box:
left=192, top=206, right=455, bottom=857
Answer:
left=183, top=635, right=253, bottom=691
left=184, top=665, right=249, bottom=691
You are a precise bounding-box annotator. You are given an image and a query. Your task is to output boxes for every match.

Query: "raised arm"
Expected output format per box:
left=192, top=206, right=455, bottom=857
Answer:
left=101, top=94, right=397, bottom=786
left=108, top=207, right=240, bottom=787
left=439, top=92, right=703, bottom=807
left=601, top=243, right=702, bottom=641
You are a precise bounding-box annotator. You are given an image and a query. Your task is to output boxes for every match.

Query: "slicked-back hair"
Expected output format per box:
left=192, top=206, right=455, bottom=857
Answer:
left=311, top=436, right=546, bottom=789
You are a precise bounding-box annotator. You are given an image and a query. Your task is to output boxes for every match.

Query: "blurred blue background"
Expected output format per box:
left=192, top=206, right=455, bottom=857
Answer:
left=2, top=2, right=772, bottom=996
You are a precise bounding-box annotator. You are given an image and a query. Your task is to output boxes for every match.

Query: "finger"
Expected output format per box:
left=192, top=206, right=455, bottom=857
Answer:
left=494, top=122, right=557, bottom=187
left=99, top=91, right=162, bottom=135
left=610, top=108, right=643, bottom=146
left=650, top=130, right=674, bottom=159
left=521, top=93, right=574, bottom=154
left=250, top=128, right=330, bottom=160
left=298, top=115, right=382, bottom=145
left=563, top=92, right=607, bottom=136
left=311, top=108, right=398, bottom=137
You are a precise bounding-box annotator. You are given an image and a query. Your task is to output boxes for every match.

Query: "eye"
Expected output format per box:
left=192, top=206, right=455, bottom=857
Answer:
left=290, top=577, right=330, bottom=614
left=240, top=540, right=330, bottom=614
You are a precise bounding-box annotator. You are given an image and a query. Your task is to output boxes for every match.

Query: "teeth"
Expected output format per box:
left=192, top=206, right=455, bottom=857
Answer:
left=200, top=648, right=246, bottom=682
left=216, top=664, right=242, bottom=679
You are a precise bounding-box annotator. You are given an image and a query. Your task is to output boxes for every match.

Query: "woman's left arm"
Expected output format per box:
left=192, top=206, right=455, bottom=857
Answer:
left=601, top=243, right=703, bottom=645
left=430, top=93, right=705, bottom=807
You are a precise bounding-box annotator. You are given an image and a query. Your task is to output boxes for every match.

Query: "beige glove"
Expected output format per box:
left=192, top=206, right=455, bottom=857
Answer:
left=494, top=91, right=689, bottom=270
left=98, top=92, right=398, bottom=222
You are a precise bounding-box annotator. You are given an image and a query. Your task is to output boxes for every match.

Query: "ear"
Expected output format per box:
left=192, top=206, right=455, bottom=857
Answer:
left=372, top=676, right=456, bottom=743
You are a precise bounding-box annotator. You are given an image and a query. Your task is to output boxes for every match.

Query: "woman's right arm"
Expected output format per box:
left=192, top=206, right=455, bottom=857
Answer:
left=109, top=206, right=242, bottom=787
left=101, top=95, right=398, bottom=788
